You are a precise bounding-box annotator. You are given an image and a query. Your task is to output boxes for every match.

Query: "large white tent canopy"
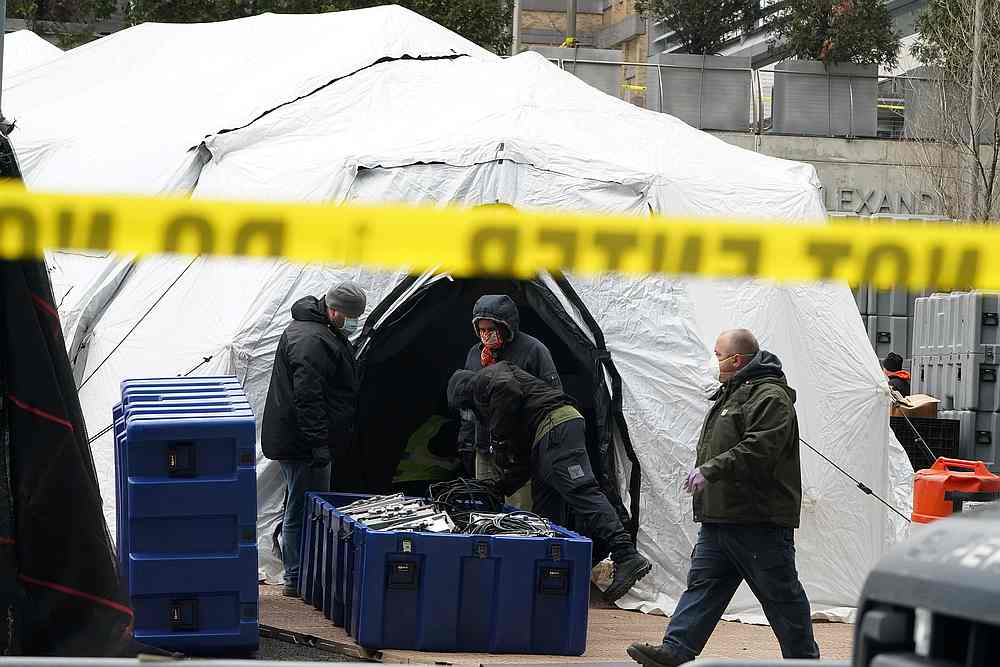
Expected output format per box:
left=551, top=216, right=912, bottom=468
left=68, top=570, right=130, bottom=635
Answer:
left=2, top=30, right=62, bottom=80
left=8, top=5, right=913, bottom=623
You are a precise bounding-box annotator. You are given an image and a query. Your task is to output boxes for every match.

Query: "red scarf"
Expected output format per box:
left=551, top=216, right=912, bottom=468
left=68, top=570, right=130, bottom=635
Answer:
left=886, top=370, right=911, bottom=381
left=480, top=329, right=503, bottom=366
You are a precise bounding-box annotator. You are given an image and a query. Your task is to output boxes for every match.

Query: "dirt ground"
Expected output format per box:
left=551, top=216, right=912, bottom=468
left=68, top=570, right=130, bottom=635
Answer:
left=259, top=584, right=854, bottom=663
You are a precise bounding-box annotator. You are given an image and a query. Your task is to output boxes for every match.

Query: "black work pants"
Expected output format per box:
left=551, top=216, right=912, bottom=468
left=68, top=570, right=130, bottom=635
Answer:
left=531, top=418, right=635, bottom=562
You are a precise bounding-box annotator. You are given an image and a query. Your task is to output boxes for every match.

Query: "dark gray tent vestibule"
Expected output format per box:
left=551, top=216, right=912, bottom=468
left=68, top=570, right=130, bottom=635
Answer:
left=335, top=272, right=642, bottom=557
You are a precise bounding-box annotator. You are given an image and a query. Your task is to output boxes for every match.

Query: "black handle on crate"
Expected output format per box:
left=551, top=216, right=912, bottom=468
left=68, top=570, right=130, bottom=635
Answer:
left=981, top=367, right=997, bottom=383
left=537, top=566, right=570, bottom=596
left=877, top=332, right=891, bottom=344
left=169, top=599, right=199, bottom=631
left=977, top=430, right=992, bottom=445
left=166, top=443, right=196, bottom=477
left=386, top=559, right=420, bottom=590
left=983, top=312, right=999, bottom=327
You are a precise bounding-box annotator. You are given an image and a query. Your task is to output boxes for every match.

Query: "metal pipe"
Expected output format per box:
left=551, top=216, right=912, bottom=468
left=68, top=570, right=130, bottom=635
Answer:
left=697, top=54, right=706, bottom=130
left=754, top=67, right=763, bottom=135
left=656, top=62, right=664, bottom=114
left=827, top=68, right=833, bottom=137
left=0, top=0, right=7, bottom=121
left=566, top=0, right=576, bottom=45
left=511, top=0, right=520, bottom=55
left=849, top=77, right=855, bottom=139
left=968, top=0, right=985, bottom=219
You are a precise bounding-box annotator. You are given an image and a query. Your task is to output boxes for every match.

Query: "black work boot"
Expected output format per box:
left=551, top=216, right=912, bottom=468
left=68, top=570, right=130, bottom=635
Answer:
left=604, top=553, right=652, bottom=603
left=627, top=642, right=690, bottom=667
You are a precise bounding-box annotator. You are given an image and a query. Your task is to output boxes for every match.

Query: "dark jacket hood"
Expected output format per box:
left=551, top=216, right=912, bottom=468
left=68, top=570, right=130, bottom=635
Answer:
left=291, top=295, right=329, bottom=325
left=728, top=350, right=796, bottom=403
left=471, top=295, right=520, bottom=341
left=447, top=370, right=477, bottom=411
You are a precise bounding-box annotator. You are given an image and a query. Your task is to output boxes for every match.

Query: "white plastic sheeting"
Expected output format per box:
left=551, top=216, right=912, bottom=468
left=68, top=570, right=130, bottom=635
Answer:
left=18, top=6, right=913, bottom=622
left=2, top=30, right=62, bottom=80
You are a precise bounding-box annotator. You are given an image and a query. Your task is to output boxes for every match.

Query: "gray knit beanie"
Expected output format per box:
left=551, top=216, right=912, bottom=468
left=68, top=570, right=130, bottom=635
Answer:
left=325, top=280, right=367, bottom=318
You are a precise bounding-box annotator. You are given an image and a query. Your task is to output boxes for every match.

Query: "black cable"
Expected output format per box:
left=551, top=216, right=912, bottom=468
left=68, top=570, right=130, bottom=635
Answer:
left=429, top=478, right=505, bottom=530
left=897, top=409, right=940, bottom=467
left=87, top=353, right=214, bottom=444
left=800, top=437, right=911, bottom=523
left=87, top=422, right=115, bottom=445
left=464, top=510, right=554, bottom=537
left=79, top=256, right=199, bottom=391
left=179, top=355, right=213, bottom=377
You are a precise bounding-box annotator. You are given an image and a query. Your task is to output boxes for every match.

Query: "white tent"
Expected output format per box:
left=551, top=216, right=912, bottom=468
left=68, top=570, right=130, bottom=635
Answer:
left=11, top=6, right=913, bottom=623
left=2, top=30, right=62, bottom=80
left=4, top=6, right=491, bottom=193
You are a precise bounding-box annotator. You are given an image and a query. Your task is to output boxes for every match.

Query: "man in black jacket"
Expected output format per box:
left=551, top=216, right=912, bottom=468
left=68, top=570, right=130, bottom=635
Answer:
left=262, top=280, right=366, bottom=596
left=459, top=295, right=560, bottom=508
left=448, top=361, right=652, bottom=603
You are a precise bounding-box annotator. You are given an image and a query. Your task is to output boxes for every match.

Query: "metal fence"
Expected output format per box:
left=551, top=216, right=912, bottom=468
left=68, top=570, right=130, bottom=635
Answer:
left=542, top=55, right=967, bottom=142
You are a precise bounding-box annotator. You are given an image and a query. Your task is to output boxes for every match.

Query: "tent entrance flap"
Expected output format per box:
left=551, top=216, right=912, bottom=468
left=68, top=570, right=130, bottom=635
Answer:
left=344, top=276, right=639, bottom=552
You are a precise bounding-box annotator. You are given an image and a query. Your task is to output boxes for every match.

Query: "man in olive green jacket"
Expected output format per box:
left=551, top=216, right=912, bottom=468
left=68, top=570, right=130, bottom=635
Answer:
left=628, top=329, right=819, bottom=667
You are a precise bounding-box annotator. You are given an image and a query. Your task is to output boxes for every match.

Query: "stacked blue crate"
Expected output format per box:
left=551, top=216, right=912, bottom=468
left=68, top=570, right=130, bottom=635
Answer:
left=114, top=376, right=259, bottom=654
left=299, top=492, right=591, bottom=656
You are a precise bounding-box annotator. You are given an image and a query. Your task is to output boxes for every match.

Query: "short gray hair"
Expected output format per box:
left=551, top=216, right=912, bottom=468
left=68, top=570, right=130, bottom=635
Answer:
left=719, top=329, right=759, bottom=357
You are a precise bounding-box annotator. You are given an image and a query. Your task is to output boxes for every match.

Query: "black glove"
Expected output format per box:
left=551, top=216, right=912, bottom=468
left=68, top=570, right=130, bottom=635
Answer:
left=479, top=476, right=508, bottom=500
left=310, top=445, right=331, bottom=469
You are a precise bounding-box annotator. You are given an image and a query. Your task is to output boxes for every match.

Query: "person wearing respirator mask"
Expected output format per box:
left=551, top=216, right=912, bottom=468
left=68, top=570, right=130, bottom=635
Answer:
left=628, top=329, right=818, bottom=667
left=261, top=280, right=367, bottom=597
left=457, top=294, right=561, bottom=510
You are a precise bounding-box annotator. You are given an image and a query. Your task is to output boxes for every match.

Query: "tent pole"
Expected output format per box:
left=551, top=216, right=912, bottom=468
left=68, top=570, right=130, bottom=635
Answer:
left=0, top=0, right=7, bottom=123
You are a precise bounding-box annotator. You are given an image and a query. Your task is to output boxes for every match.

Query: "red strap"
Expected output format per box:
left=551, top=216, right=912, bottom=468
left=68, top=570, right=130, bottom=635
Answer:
left=31, top=293, right=59, bottom=321
left=19, top=573, right=134, bottom=619
left=6, top=394, right=74, bottom=432
left=0, top=537, right=14, bottom=545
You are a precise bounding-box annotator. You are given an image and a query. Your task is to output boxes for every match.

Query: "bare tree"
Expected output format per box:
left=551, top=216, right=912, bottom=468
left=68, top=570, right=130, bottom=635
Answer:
left=907, top=0, right=1000, bottom=220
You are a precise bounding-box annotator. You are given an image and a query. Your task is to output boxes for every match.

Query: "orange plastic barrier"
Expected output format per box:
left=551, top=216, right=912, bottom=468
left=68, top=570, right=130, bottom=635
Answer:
left=912, top=458, right=1000, bottom=524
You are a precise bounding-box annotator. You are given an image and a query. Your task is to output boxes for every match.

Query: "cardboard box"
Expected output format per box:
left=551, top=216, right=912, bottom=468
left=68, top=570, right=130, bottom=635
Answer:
left=891, top=394, right=940, bottom=418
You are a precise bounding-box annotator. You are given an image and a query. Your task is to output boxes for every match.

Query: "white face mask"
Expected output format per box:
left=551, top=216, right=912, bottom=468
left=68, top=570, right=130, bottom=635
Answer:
left=709, top=355, right=722, bottom=383
left=341, top=317, right=360, bottom=335
left=711, top=354, right=740, bottom=383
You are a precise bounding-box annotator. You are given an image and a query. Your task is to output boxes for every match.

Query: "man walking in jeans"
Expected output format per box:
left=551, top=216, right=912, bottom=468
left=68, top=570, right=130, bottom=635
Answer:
left=628, top=329, right=819, bottom=666
left=261, top=280, right=366, bottom=597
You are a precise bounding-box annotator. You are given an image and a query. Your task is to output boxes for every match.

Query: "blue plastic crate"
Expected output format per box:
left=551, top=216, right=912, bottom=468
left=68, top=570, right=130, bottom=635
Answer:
left=318, top=494, right=365, bottom=625
left=355, top=525, right=590, bottom=654
left=111, top=388, right=249, bottom=579
left=297, top=493, right=365, bottom=619
left=124, top=411, right=257, bottom=653
left=311, top=493, right=591, bottom=655
left=115, top=377, right=246, bottom=576
left=114, top=395, right=251, bottom=583
left=298, top=494, right=324, bottom=608
left=114, top=377, right=258, bottom=654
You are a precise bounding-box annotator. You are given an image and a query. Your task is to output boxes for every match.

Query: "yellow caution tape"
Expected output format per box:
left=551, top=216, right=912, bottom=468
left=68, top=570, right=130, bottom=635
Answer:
left=0, top=183, right=990, bottom=290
